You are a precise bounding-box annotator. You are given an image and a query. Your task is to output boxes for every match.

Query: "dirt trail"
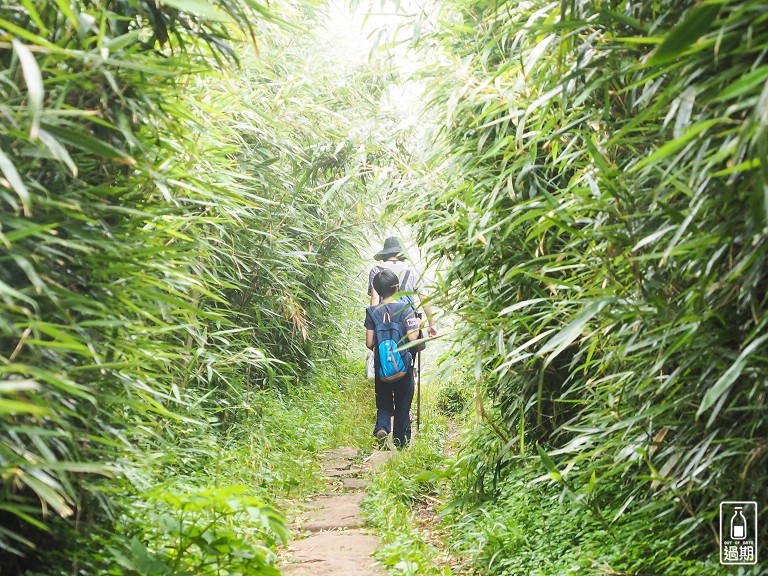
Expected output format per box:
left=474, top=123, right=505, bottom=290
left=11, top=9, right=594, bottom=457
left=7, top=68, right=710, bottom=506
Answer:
left=279, top=447, right=392, bottom=575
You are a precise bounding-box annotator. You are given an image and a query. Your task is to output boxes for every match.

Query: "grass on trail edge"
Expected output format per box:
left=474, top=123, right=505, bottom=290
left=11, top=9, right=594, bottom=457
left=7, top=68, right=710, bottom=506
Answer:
left=265, top=357, right=378, bottom=497
left=360, top=381, right=767, bottom=576
left=362, top=379, right=456, bottom=576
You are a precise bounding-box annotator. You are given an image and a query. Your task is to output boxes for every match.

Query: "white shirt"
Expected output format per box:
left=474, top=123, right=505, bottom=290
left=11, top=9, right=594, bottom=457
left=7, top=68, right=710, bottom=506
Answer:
left=367, top=260, right=422, bottom=297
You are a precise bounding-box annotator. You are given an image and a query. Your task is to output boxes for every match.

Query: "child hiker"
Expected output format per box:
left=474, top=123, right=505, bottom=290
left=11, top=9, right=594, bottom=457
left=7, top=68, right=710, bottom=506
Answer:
left=364, top=268, right=421, bottom=448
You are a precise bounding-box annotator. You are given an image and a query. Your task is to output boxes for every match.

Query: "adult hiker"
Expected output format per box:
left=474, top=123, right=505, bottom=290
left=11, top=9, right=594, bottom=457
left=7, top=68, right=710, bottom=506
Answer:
left=367, top=236, right=438, bottom=339
left=365, top=268, right=421, bottom=448
left=367, top=236, right=437, bottom=441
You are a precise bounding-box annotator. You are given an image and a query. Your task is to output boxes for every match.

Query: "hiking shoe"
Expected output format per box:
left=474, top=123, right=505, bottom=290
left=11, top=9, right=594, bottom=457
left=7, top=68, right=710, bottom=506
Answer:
left=375, top=429, right=388, bottom=440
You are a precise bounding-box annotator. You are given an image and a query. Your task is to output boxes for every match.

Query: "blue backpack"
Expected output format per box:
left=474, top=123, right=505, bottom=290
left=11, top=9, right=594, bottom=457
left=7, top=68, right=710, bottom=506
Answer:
left=371, top=304, right=412, bottom=381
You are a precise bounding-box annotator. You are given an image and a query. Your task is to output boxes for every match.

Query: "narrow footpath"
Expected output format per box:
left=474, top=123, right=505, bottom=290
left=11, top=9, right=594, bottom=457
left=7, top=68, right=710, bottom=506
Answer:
left=279, top=447, right=392, bottom=575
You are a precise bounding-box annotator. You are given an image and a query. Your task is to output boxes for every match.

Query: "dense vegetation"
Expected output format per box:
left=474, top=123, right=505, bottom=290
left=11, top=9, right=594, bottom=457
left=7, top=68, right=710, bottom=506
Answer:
left=390, top=0, right=768, bottom=573
left=1, top=1, right=384, bottom=573
left=4, top=0, right=767, bottom=574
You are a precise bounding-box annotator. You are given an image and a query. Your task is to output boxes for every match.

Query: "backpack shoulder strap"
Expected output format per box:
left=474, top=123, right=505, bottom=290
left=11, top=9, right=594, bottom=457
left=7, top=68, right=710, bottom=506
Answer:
left=368, top=265, right=381, bottom=293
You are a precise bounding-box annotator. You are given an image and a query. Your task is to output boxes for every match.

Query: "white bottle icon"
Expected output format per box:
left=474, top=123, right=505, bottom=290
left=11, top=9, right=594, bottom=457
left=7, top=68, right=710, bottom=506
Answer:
left=731, top=507, right=747, bottom=540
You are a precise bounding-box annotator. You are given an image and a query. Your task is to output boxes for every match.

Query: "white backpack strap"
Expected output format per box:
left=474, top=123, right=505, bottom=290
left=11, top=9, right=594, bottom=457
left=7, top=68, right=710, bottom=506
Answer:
left=368, top=265, right=381, bottom=295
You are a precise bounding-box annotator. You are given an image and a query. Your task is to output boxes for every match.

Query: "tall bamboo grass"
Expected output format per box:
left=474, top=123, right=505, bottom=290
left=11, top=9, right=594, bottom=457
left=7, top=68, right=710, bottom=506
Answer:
left=397, top=0, right=768, bottom=571
left=1, top=0, right=381, bottom=571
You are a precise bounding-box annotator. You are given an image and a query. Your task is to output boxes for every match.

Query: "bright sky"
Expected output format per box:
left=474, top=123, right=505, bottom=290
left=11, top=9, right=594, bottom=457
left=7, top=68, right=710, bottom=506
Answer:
left=319, top=1, right=435, bottom=282
left=322, top=0, right=403, bottom=63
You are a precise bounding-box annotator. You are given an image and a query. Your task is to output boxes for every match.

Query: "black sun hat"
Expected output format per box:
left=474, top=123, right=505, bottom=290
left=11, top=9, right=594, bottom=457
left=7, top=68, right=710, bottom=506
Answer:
left=374, top=236, right=404, bottom=261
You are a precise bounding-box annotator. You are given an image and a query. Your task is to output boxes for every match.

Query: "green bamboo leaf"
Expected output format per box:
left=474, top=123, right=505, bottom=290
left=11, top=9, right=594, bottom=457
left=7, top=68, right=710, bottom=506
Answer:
left=648, top=4, right=721, bottom=65
left=0, top=380, right=39, bottom=393
left=0, top=399, right=48, bottom=416
left=630, top=118, right=720, bottom=173
left=536, top=444, right=562, bottom=482
left=104, top=31, right=141, bottom=51
left=38, top=129, right=78, bottom=177
left=19, top=0, right=48, bottom=33
left=584, top=136, right=611, bottom=173
left=160, top=0, right=230, bottom=21
left=12, top=37, right=44, bottom=139
left=0, top=505, right=49, bottom=531
left=0, top=147, right=31, bottom=216
left=611, top=494, right=636, bottom=523
left=711, top=158, right=760, bottom=177
left=29, top=462, right=114, bottom=475
left=498, top=298, right=548, bottom=316
left=53, top=0, right=80, bottom=31
left=632, top=225, right=676, bottom=252
left=537, top=300, right=611, bottom=365
left=0, top=18, right=60, bottom=50
left=611, top=36, right=663, bottom=45
left=0, top=524, right=35, bottom=552
left=713, top=65, right=768, bottom=102
left=1, top=365, right=94, bottom=402
left=18, top=473, right=74, bottom=518
left=42, top=124, right=135, bottom=164
left=697, top=333, right=768, bottom=419
left=242, top=0, right=301, bottom=29
left=25, top=338, right=90, bottom=355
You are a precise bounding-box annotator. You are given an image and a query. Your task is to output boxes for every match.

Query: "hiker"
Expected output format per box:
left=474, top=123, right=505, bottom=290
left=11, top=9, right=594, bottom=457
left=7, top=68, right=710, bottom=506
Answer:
left=368, top=236, right=438, bottom=339
left=365, top=268, right=421, bottom=447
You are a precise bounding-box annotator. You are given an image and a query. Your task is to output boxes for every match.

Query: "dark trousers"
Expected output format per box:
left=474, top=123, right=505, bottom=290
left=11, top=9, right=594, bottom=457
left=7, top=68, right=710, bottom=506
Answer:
left=373, top=366, right=414, bottom=447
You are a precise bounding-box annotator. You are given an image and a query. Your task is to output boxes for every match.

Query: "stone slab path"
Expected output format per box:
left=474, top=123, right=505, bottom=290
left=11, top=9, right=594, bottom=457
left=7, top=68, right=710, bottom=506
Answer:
left=279, top=447, right=392, bottom=575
